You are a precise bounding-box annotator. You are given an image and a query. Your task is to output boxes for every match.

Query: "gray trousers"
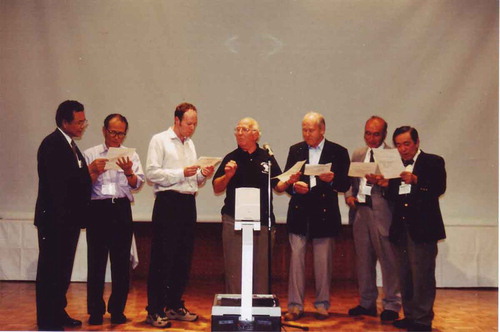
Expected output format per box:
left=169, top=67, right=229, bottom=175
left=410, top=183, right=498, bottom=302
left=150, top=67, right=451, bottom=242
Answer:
left=393, top=227, right=438, bottom=326
left=222, top=214, right=273, bottom=294
left=353, top=205, right=401, bottom=311
left=287, top=233, right=334, bottom=311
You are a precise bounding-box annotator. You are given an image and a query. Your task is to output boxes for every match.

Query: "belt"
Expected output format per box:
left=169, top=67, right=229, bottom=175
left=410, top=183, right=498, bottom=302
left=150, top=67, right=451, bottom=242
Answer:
left=157, top=190, right=195, bottom=197
left=91, top=197, right=129, bottom=204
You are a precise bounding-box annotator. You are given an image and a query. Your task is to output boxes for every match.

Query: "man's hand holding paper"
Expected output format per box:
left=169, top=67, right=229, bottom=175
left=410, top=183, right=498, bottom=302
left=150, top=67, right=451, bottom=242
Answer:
left=372, top=149, right=405, bottom=179
left=105, top=147, right=136, bottom=171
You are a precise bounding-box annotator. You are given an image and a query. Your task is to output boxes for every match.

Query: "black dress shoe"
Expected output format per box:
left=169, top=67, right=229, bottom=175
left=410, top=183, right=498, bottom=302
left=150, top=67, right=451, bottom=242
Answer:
left=380, top=309, right=399, bottom=321
left=61, top=315, right=82, bottom=327
left=88, top=314, right=103, bottom=325
left=393, top=318, right=413, bottom=329
left=348, top=305, right=377, bottom=317
left=111, top=313, right=127, bottom=324
left=410, top=323, right=432, bottom=331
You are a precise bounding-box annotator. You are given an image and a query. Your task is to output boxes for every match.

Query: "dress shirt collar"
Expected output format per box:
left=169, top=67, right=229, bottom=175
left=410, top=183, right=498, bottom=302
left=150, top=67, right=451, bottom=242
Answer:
left=308, top=138, right=325, bottom=151
left=57, top=127, right=73, bottom=145
left=167, top=126, right=190, bottom=144
left=404, top=149, right=421, bottom=172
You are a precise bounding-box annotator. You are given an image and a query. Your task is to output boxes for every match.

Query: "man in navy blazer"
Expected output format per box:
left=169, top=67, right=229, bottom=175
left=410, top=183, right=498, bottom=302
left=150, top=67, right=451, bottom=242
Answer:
left=34, top=100, right=92, bottom=330
left=283, top=112, right=350, bottom=321
left=380, top=126, right=446, bottom=332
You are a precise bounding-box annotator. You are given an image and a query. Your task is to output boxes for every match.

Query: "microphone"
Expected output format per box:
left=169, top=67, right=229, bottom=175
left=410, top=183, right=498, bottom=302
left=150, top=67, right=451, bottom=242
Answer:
left=263, top=143, right=274, bottom=156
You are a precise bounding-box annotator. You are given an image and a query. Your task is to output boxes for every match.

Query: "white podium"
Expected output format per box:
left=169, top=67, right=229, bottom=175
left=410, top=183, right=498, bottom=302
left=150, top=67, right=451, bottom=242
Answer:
left=211, top=188, right=281, bottom=331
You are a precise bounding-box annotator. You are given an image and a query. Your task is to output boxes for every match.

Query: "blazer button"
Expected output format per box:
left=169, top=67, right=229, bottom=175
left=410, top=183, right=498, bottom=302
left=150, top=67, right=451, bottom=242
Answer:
left=323, top=208, right=327, bottom=213
left=404, top=203, right=409, bottom=207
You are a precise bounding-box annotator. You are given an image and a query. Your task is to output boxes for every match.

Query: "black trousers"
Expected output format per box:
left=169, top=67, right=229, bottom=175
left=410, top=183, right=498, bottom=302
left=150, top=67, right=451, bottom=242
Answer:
left=36, top=223, right=80, bottom=327
left=392, top=225, right=438, bottom=326
left=87, top=198, right=133, bottom=316
left=147, top=191, right=196, bottom=314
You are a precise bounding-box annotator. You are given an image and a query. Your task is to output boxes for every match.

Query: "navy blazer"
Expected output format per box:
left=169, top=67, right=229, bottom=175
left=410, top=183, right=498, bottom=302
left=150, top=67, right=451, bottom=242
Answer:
left=387, top=151, right=446, bottom=244
left=34, top=129, right=91, bottom=229
left=284, top=140, right=350, bottom=238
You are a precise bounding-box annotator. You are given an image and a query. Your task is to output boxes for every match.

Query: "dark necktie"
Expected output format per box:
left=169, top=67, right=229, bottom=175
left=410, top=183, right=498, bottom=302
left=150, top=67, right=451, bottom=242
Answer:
left=402, top=159, right=414, bottom=167
left=70, top=140, right=79, bottom=162
left=365, top=149, right=374, bottom=208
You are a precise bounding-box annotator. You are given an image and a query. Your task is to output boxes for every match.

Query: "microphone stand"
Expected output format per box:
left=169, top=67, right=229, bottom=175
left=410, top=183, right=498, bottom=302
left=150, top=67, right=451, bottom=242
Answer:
left=267, top=157, right=272, bottom=294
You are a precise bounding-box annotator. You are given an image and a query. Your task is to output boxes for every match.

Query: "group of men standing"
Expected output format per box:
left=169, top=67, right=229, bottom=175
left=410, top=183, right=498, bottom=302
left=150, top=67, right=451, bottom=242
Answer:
left=34, top=100, right=446, bottom=332
left=343, top=117, right=446, bottom=332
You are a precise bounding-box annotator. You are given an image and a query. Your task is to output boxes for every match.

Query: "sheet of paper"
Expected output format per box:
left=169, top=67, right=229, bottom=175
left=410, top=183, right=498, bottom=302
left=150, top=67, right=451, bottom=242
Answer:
left=196, top=156, right=222, bottom=168
left=104, top=147, right=136, bottom=170
left=273, top=160, right=306, bottom=182
left=304, top=163, right=332, bottom=176
left=348, top=162, right=379, bottom=178
left=235, top=187, right=260, bottom=221
left=373, top=149, right=405, bottom=179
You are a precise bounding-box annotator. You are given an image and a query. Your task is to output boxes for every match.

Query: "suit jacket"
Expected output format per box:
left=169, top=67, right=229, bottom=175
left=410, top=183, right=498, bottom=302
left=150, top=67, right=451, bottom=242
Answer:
left=284, top=140, right=350, bottom=238
left=345, top=144, right=393, bottom=236
left=386, top=151, right=446, bottom=244
left=34, top=129, right=91, bottom=229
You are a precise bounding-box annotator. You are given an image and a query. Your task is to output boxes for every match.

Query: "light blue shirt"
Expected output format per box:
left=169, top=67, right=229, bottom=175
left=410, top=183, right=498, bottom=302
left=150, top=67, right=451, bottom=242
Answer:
left=308, top=138, right=325, bottom=188
left=84, top=143, right=145, bottom=201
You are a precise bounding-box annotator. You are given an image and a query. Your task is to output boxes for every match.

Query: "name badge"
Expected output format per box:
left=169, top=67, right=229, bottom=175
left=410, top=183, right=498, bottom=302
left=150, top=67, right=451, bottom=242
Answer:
left=399, top=183, right=411, bottom=195
left=78, top=160, right=82, bottom=168
left=362, top=184, right=372, bottom=196
left=102, top=183, right=117, bottom=196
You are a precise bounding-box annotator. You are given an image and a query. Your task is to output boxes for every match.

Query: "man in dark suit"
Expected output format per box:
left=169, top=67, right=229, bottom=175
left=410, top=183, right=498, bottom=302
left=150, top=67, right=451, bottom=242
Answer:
left=34, top=100, right=92, bottom=330
left=283, top=112, right=350, bottom=321
left=380, top=126, right=446, bottom=332
left=345, top=116, right=401, bottom=321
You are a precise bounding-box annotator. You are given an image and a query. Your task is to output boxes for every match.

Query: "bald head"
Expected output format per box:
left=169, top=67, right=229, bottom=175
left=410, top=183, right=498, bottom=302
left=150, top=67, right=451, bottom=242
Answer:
left=364, top=116, right=387, bottom=148
left=234, top=117, right=260, bottom=153
left=302, top=112, right=326, bottom=147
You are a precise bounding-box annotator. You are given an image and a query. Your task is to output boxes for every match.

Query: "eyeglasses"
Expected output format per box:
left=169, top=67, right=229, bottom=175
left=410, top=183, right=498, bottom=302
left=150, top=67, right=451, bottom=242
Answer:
left=106, top=129, right=127, bottom=138
left=73, top=119, right=88, bottom=127
left=234, top=127, right=255, bottom=134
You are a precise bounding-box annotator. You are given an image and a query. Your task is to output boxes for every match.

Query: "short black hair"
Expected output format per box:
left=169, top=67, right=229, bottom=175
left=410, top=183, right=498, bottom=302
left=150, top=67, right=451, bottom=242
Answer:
left=174, top=102, right=197, bottom=121
left=104, top=113, right=129, bottom=131
left=55, top=100, right=84, bottom=127
left=393, top=126, right=419, bottom=145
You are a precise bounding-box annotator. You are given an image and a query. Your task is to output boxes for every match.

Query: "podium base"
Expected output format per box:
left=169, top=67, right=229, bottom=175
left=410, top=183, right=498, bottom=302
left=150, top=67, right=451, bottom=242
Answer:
left=211, top=294, right=281, bottom=331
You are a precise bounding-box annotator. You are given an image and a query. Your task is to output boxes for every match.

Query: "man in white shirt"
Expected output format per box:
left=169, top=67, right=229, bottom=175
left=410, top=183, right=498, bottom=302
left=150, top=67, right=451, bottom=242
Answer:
left=84, top=114, right=145, bottom=326
left=145, top=102, right=214, bottom=328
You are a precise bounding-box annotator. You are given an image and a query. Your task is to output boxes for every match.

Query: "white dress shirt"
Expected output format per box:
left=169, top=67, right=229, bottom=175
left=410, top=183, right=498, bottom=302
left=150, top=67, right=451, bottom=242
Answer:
left=356, top=144, right=385, bottom=203
left=84, top=143, right=145, bottom=201
left=308, top=138, right=326, bottom=189
left=146, top=127, right=206, bottom=194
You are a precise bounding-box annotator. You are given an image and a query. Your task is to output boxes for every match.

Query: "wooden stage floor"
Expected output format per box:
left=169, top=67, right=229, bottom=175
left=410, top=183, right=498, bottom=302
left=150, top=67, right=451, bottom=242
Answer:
left=0, top=279, right=497, bottom=331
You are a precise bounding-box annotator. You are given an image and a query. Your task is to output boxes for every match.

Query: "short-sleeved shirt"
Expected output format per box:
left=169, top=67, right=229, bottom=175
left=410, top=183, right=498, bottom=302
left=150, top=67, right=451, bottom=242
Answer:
left=84, top=143, right=145, bottom=201
left=213, top=145, right=282, bottom=226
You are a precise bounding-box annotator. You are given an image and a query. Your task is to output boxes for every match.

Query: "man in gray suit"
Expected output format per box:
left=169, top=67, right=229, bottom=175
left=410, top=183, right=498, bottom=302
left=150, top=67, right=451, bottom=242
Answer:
left=345, top=116, right=401, bottom=322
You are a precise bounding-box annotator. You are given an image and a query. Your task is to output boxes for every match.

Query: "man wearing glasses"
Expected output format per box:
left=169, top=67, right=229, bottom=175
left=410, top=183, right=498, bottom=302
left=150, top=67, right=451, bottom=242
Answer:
left=83, top=114, right=144, bottom=326
left=34, top=100, right=92, bottom=330
left=213, top=118, right=293, bottom=295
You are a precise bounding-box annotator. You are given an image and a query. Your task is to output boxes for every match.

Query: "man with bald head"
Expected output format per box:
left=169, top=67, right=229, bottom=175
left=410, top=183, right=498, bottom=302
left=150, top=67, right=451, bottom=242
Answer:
left=213, top=117, right=292, bottom=294
left=283, top=112, right=350, bottom=321
left=345, top=116, right=401, bottom=322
